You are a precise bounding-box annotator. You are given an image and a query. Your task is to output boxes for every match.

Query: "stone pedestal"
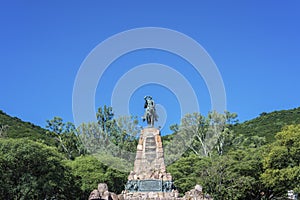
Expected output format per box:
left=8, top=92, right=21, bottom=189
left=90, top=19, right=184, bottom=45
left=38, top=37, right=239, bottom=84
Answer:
left=123, top=128, right=176, bottom=199
left=131, top=128, right=171, bottom=181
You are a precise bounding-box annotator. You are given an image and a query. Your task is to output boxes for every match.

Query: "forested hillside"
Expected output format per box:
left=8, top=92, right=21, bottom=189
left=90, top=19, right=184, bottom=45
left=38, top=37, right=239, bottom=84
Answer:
left=0, top=107, right=299, bottom=200
left=232, top=107, right=300, bottom=142
left=2, top=107, right=299, bottom=152
left=0, top=107, right=135, bottom=199
left=0, top=110, right=56, bottom=145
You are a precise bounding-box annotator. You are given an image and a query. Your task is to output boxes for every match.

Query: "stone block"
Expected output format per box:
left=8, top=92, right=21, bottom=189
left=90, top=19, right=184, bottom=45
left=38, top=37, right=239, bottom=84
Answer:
left=137, top=144, right=143, bottom=150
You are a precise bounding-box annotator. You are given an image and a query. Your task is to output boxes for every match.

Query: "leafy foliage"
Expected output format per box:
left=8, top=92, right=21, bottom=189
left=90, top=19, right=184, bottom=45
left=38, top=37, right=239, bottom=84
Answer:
left=0, top=110, right=55, bottom=145
left=66, top=155, right=127, bottom=198
left=46, top=116, right=86, bottom=159
left=1, top=106, right=300, bottom=199
left=166, top=111, right=237, bottom=159
left=0, top=138, right=80, bottom=200
left=167, top=154, right=207, bottom=193
left=232, top=107, right=300, bottom=143
left=166, top=109, right=300, bottom=199
left=168, top=148, right=267, bottom=200
left=200, top=149, right=267, bottom=200
left=96, top=106, right=139, bottom=153
left=261, top=124, right=300, bottom=198
left=75, top=106, right=140, bottom=171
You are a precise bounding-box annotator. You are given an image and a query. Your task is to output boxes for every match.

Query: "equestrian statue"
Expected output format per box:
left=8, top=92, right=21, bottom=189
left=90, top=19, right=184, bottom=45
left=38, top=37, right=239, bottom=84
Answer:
left=142, top=96, right=158, bottom=127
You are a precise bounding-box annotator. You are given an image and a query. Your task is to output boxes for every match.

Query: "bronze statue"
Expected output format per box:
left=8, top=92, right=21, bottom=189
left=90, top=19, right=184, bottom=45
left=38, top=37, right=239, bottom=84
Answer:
left=142, top=96, right=158, bottom=127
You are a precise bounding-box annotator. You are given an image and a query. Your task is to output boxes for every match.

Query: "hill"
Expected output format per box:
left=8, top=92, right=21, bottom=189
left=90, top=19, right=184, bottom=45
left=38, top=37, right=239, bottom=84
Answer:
left=232, top=107, right=300, bottom=142
left=0, top=110, right=56, bottom=145
left=2, top=106, right=300, bottom=148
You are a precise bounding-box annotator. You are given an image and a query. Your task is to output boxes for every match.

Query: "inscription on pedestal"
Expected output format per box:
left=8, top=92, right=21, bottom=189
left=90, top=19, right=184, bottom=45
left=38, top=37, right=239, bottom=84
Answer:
left=139, top=180, right=162, bottom=192
left=145, top=136, right=156, bottom=163
left=145, top=136, right=156, bottom=146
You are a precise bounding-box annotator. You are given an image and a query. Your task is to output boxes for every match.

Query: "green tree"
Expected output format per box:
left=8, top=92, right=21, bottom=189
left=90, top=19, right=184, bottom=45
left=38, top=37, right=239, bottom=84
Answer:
left=167, top=154, right=209, bottom=193
left=66, top=155, right=108, bottom=199
left=115, top=115, right=140, bottom=153
left=77, top=106, right=140, bottom=170
left=168, top=147, right=267, bottom=199
left=178, top=111, right=237, bottom=157
left=200, top=155, right=252, bottom=200
left=208, top=111, right=237, bottom=155
left=66, top=155, right=127, bottom=197
left=261, top=124, right=300, bottom=198
left=46, top=116, right=65, bottom=135
left=77, top=120, right=136, bottom=172
left=46, top=117, right=85, bottom=159
left=104, top=167, right=128, bottom=194
left=0, top=138, right=80, bottom=200
left=0, top=124, right=8, bottom=138
left=96, top=105, right=116, bottom=134
left=196, top=147, right=267, bottom=200
left=96, top=106, right=139, bottom=153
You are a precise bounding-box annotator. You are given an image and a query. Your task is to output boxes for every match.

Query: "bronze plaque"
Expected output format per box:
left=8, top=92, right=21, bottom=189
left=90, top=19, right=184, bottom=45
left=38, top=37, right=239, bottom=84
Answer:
left=139, top=180, right=162, bottom=192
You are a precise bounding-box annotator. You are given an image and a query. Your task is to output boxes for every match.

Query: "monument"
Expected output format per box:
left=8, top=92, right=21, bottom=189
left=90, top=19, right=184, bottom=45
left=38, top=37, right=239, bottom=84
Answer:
left=88, top=96, right=212, bottom=200
left=121, top=96, right=178, bottom=199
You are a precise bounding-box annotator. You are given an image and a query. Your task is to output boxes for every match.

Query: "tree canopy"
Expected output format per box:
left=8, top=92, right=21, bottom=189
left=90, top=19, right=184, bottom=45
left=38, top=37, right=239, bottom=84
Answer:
left=0, top=138, right=80, bottom=200
left=261, top=124, right=300, bottom=197
left=1, top=107, right=300, bottom=199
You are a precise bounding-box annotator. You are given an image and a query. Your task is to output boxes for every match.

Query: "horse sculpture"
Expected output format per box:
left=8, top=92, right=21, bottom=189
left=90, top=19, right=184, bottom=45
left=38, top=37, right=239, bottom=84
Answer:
left=142, top=96, right=158, bottom=127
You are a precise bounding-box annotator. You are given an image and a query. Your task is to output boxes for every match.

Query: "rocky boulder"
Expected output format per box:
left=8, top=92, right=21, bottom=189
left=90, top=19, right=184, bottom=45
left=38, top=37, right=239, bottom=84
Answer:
left=88, top=183, right=118, bottom=200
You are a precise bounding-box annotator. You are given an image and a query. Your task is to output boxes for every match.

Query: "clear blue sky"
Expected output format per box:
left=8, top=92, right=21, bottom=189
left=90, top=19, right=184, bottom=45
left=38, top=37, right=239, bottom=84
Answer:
left=1, top=1, right=299, bottom=134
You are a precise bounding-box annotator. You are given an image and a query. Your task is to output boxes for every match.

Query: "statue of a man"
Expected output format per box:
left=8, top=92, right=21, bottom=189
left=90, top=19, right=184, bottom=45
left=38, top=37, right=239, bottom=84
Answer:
left=142, top=96, right=158, bottom=127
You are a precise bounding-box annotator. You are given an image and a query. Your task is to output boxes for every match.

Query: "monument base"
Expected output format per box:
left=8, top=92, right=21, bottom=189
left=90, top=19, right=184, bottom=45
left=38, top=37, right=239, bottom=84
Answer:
left=125, top=179, right=175, bottom=192
left=88, top=183, right=212, bottom=200
left=119, top=127, right=180, bottom=200
left=120, top=190, right=179, bottom=200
